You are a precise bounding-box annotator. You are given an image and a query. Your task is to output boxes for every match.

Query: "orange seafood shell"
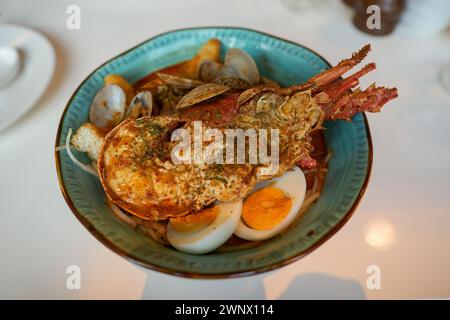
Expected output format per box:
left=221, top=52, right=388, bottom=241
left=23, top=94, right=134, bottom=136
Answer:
left=97, top=117, right=195, bottom=221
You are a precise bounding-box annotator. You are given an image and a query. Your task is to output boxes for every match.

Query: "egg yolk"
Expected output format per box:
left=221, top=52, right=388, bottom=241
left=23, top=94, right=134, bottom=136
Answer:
left=242, top=187, right=292, bottom=230
left=170, top=205, right=219, bottom=233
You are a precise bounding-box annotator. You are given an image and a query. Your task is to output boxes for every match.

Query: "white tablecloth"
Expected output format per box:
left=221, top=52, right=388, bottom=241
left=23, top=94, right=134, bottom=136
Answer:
left=1, top=0, right=449, bottom=299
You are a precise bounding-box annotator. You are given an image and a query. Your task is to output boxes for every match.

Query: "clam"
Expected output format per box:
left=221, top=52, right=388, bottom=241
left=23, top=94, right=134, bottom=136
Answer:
left=237, top=85, right=280, bottom=106
left=157, top=73, right=204, bottom=90
left=176, top=83, right=230, bottom=109
left=197, top=48, right=261, bottom=86
left=125, top=91, right=153, bottom=119
left=197, top=60, right=237, bottom=82
left=90, top=84, right=126, bottom=128
left=237, top=86, right=266, bottom=105
left=224, top=48, right=260, bottom=86
left=212, top=76, right=250, bottom=92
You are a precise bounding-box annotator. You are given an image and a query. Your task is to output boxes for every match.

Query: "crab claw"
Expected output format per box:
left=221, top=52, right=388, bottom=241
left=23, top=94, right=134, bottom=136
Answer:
left=323, top=84, right=398, bottom=120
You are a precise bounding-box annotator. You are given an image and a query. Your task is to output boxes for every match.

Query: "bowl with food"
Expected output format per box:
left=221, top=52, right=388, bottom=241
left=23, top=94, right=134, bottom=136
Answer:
left=55, top=27, right=397, bottom=278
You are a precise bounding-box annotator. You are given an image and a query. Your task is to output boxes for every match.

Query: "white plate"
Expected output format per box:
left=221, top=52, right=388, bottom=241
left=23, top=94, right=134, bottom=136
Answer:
left=0, top=23, right=55, bottom=132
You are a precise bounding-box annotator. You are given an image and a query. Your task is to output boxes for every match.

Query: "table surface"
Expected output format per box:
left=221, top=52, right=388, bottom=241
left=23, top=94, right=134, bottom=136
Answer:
left=1, top=0, right=449, bottom=299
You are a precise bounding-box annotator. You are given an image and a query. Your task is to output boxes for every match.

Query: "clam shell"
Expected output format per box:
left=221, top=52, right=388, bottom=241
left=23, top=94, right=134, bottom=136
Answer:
left=212, top=76, right=250, bottom=92
left=125, top=91, right=153, bottom=119
left=197, top=60, right=237, bottom=82
left=157, top=73, right=203, bottom=89
left=237, top=86, right=265, bottom=105
left=176, top=83, right=230, bottom=109
left=225, top=48, right=260, bottom=85
left=89, top=84, right=126, bottom=128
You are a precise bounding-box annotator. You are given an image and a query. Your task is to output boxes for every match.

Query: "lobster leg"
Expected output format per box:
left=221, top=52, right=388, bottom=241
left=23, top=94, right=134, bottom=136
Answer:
left=282, top=44, right=371, bottom=94
left=240, top=45, right=372, bottom=103
left=299, top=83, right=397, bottom=168
left=319, top=63, right=376, bottom=99
left=322, top=84, right=398, bottom=120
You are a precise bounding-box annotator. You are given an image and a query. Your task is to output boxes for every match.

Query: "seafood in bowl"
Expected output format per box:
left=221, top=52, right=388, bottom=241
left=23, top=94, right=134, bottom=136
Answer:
left=55, top=28, right=400, bottom=277
left=58, top=38, right=397, bottom=256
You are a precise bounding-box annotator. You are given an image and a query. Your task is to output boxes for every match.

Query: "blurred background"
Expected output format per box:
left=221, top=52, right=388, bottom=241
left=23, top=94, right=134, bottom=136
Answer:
left=0, top=0, right=449, bottom=299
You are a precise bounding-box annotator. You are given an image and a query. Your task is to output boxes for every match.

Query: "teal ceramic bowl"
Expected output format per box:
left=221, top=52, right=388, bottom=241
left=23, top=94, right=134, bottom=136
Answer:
left=55, top=27, right=372, bottom=278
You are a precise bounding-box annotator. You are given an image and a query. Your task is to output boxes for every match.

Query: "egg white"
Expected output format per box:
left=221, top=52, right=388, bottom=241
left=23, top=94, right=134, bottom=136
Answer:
left=167, top=200, right=243, bottom=254
left=234, top=166, right=306, bottom=241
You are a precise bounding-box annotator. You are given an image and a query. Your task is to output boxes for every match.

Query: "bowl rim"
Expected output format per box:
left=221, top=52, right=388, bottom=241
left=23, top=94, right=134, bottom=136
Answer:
left=54, top=26, right=373, bottom=279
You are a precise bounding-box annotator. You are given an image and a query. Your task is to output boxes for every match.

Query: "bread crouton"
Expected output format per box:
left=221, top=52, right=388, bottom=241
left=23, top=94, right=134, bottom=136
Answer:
left=71, top=123, right=105, bottom=161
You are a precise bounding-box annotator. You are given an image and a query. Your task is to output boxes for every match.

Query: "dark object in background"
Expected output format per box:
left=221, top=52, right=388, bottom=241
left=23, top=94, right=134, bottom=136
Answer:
left=342, top=0, right=357, bottom=6
left=346, top=0, right=405, bottom=36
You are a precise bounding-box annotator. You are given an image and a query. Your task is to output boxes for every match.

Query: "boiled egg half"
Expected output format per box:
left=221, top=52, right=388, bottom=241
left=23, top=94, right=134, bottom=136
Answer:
left=167, top=200, right=242, bottom=254
left=234, top=166, right=306, bottom=241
